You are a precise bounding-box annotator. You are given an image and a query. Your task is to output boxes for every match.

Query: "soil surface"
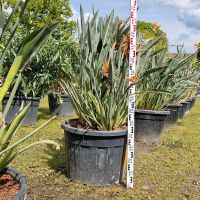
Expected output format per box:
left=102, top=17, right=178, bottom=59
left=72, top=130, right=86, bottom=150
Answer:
left=67, top=118, right=128, bottom=131
left=0, top=173, right=20, bottom=200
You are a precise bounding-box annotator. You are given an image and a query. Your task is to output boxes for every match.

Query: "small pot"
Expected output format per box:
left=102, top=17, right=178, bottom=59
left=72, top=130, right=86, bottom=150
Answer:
left=135, top=109, right=170, bottom=144
left=165, top=104, right=183, bottom=127
left=48, top=93, right=75, bottom=116
left=2, top=95, right=40, bottom=125
left=2, top=167, right=27, bottom=200
left=61, top=119, right=127, bottom=186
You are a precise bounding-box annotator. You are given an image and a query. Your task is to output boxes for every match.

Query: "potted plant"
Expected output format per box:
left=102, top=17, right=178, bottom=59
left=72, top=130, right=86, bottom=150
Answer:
left=134, top=33, right=171, bottom=143
left=3, top=33, right=78, bottom=122
left=60, top=8, right=132, bottom=186
left=43, top=36, right=78, bottom=116
left=135, top=36, right=200, bottom=140
left=0, top=2, right=59, bottom=199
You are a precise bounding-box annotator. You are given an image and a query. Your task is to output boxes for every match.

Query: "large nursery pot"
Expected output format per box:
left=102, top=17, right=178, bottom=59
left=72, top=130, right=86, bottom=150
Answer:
left=1, top=167, right=27, bottom=200
left=165, top=104, right=183, bottom=127
left=2, top=95, right=40, bottom=125
left=61, top=119, right=127, bottom=186
left=48, top=93, right=75, bottom=116
left=135, top=109, right=170, bottom=144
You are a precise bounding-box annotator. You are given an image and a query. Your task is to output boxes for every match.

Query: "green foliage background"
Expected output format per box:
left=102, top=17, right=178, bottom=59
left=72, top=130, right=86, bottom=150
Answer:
left=3, top=0, right=76, bottom=35
left=137, top=21, right=168, bottom=49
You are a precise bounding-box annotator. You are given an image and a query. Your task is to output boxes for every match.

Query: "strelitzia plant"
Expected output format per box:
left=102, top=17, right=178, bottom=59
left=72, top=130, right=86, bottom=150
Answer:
left=61, top=7, right=131, bottom=130
left=136, top=39, right=197, bottom=110
left=0, top=0, right=59, bottom=173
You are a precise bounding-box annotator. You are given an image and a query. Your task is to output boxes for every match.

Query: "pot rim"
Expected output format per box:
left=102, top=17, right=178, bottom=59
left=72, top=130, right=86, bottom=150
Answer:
left=61, top=120, right=127, bottom=137
left=48, top=92, right=68, bottom=98
left=4, top=94, right=40, bottom=100
left=166, top=104, right=183, bottom=108
left=180, top=101, right=190, bottom=105
left=135, top=109, right=170, bottom=115
left=3, top=167, right=27, bottom=200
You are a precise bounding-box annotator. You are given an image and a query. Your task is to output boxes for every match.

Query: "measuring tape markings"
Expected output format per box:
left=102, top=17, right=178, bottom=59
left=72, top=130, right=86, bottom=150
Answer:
left=127, top=0, right=137, bottom=189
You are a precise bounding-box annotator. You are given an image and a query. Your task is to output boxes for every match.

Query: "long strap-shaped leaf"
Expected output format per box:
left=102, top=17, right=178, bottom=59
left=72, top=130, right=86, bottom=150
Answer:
left=0, top=103, right=30, bottom=151
left=0, top=116, right=56, bottom=156
left=0, top=24, right=57, bottom=103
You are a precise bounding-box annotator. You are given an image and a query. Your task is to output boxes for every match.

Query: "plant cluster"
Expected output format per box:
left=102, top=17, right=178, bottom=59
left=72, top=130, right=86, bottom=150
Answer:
left=136, top=38, right=199, bottom=110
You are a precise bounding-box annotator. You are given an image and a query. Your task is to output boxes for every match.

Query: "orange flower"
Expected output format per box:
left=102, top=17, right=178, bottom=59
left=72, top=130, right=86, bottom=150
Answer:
left=103, top=60, right=109, bottom=74
left=121, top=35, right=130, bottom=56
left=152, top=22, right=161, bottom=32
left=194, top=43, right=200, bottom=49
left=127, top=68, right=138, bottom=83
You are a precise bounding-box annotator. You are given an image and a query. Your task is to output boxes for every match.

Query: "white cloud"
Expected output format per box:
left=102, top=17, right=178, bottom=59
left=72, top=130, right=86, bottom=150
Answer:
left=154, top=0, right=200, bottom=31
left=141, top=0, right=200, bottom=52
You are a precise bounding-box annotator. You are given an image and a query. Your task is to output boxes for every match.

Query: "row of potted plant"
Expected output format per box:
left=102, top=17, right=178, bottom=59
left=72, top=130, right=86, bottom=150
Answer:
left=1, top=4, right=200, bottom=199
left=60, top=8, right=199, bottom=186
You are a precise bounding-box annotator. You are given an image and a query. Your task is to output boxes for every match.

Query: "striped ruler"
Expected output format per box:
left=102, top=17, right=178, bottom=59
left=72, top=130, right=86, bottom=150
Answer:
left=127, top=0, right=137, bottom=189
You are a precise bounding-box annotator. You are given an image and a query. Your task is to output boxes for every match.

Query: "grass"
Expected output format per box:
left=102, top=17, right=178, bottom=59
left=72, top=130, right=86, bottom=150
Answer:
left=11, top=96, right=200, bottom=200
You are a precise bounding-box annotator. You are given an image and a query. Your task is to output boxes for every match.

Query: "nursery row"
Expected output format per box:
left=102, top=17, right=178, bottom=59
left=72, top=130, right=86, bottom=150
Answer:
left=0, top=2, right=200, bottom=200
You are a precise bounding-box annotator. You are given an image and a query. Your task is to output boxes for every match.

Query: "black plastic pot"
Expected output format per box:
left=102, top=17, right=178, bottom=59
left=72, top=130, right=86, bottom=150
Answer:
left=187, top=99, right=193, bottom=110
left=165, top=104, right=182, bottom=127
left=2, top=95, right=40, bottom=125
left=189, top=97, right=196, bottom=108
left=135, top=109, right=170, bottom=144
left=179, top=103, right=186, bottom=119
left=61, top=119, right=127, bottom=186
left=180, top=101, right=190, bottom=115
left=3, top=167, right=27, bottom=200
left=48, top=93, right=75, bottom=116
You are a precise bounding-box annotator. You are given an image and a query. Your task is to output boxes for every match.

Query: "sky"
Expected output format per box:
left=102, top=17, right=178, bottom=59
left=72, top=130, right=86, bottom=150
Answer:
left=70, top=0, right=200, bottom=53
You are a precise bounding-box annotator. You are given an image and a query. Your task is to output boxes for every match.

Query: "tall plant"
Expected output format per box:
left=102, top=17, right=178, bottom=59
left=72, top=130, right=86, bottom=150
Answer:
left=61, top=7, right=131, bottom=130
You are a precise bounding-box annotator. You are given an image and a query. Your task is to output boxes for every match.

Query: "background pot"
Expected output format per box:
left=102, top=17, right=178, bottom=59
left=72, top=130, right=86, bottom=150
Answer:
left=135, top=109, right=170, bottom=144
left=2, top=95, right=40, bottom=125
left=61, top=119, right=127, bottom=186
left=48, top=93, right=75, bottom=116
left=190, top=97, right=196, bottom=108
left=165, top=104, right=182, bottom=127
left=3, top=167, right=27, bottom=200
left=180, top=101, right=190, bottom=116
left=179, top=103, right=187, bottom=119
left=187, top=99, right=193, bottom=110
